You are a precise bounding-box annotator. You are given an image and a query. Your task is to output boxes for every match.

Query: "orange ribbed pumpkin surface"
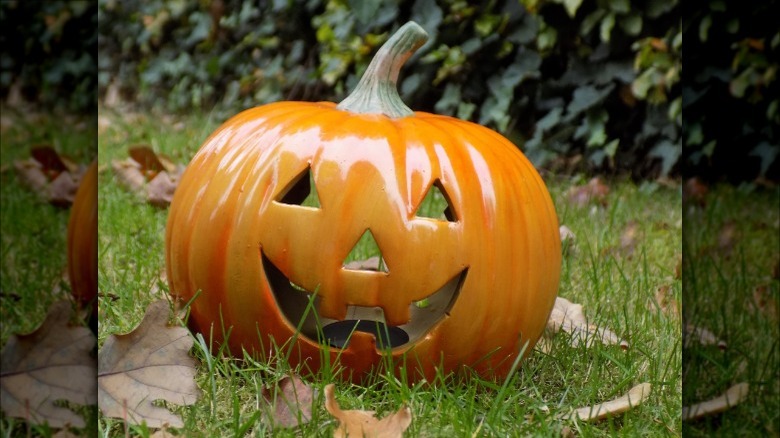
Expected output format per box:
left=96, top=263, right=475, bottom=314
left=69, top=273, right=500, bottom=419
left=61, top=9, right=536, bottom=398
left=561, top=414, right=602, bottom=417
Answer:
left=68, top=160, right=98, bottom=318
left=165, top=23, right=560, bottom=382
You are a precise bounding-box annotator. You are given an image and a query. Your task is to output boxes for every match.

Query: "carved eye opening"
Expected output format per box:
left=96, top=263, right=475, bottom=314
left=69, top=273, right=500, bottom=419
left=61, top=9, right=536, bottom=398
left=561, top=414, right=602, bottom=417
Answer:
left=414, top=179, right=457, bottom=222
left=274, top=165, right=321, bottom=208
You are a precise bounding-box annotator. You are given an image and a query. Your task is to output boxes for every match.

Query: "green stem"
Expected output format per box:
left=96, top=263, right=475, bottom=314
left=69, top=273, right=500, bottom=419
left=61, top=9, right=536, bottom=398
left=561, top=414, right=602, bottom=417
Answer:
left=337, top=21, right=428, bottom=118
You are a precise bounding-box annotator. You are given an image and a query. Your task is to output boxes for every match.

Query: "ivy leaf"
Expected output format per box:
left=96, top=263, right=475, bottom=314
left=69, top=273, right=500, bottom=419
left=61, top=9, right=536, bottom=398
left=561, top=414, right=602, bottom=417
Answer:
left=434, top=83, right=461, bottom=115
left=620, top=14, right=643, bottom=36
left=411, top=0, right=443, bottom=41
left=98, top=300, right=201, bottom=428
left=608, top=0, right=631, bottom=13
left=649, top=139, right=681, bottom=176
left=600, top=12, right=616, bottom=42
left=750, top=141, right=779, bottom=177
left=566, top=84, right=614, bottom=119
left=507, top=12, right=538, bottom=44
left=536, top=107, right=563, bottom=133
left=560, top=0, right=584, bottom=18
left=0, top=301, right=97, bottom=428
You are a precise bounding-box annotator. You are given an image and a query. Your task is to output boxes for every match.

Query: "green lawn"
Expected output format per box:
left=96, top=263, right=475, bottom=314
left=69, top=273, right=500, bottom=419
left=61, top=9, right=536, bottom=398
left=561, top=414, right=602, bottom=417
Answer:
left=682, top=186, right=780, bottom=436
left=2, top=109, right=697, bottom=436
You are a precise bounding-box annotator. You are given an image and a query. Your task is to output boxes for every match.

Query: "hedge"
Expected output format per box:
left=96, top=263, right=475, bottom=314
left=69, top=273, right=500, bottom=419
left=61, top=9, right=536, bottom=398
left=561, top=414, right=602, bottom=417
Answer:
left=2, top=0, right=777, bottom=180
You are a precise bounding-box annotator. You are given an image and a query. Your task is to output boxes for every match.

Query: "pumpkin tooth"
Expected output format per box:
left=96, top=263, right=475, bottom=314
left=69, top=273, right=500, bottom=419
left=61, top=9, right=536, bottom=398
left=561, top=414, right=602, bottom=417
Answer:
left=262, top=247, right=467, bottom=350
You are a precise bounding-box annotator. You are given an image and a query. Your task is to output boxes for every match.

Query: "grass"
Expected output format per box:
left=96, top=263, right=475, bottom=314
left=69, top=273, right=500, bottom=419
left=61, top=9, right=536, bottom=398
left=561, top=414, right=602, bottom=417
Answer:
left=682, top=186, right=780, bottom=435
left=0, top=108, right=98, bottom=437
left=1, top=108, right=698, bottom=436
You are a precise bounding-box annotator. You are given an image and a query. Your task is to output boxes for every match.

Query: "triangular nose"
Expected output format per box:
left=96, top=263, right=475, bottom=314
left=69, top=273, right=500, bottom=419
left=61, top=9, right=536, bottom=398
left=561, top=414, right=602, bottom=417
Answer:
left=341, top=229, right=389, bottom=273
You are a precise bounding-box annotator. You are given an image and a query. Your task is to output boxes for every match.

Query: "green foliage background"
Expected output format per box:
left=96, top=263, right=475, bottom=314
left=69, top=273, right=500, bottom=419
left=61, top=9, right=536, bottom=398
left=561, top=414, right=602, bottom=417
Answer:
left=2, top=0, right=777, bottom=180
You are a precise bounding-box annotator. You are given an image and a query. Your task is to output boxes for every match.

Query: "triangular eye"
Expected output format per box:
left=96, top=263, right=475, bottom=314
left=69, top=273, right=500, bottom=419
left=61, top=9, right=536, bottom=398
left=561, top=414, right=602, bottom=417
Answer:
left=414, top=179, right=457, bottom=222
left=342, top=229, right=388, bottom=273
left=275, top=165, right=320, bottom=208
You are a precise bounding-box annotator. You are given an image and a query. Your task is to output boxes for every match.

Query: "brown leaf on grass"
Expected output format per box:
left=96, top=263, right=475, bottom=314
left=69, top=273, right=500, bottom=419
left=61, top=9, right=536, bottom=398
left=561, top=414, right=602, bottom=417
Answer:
left=47, top=171, right=81, bottom=207
left=682, top=383, right=749, bottom=420
left=566, top=177, right=609, bottom=207
left=112, top=146, right=183, bottom=207
left=324, top=384, right=412, bottom=438
left=262, top=375, right=315, bottom=429
left=52, top=430, right=81, bottom=438
left=98, top=300, right=201, bottom=428
left=111, top=158, right=145, bottom=194
left=546, top=297, right=629, bottom=349
left=683, top=177, right=708, bottom=207
left=30, top=145, right=69, bottom=176
left=563, top=383, right=651, bottom=422
left=674, top=256, right=682, bottom=280
left=717, top=221, right=739, bottom=257
left=149, top=429, right=177, bottom=438
left=13, top=147, right=85, bottom=207
left=147, top=171, right=178, bottom=207
left=0, top=300, right=97, bottom=428
left=752, top=285, right=779, bottom=321
left=618, top=221, right=641, bottom=257
left=129, top=145, right=167, bottom=178
left=684, top=324, right=727, bottom=349
left=650, top=285, right=679, bottom=318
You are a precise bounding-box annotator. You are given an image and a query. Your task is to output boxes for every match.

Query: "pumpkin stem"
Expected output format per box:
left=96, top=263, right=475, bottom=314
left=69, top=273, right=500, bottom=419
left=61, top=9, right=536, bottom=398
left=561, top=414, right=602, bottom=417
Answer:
left=337, top=21, right=428, bottom=118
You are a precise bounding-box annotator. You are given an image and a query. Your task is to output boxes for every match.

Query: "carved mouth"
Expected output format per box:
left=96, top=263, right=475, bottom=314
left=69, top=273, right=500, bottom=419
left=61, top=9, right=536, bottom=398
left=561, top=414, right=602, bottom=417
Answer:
left=261, top=250, right=466, bottom=350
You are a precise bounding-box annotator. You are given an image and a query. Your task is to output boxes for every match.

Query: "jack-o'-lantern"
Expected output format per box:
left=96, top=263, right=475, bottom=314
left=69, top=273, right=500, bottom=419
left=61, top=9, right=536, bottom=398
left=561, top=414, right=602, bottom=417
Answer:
left=68, top=160, right=98, bottom=329
left=166, top=22, right=560, bottom=382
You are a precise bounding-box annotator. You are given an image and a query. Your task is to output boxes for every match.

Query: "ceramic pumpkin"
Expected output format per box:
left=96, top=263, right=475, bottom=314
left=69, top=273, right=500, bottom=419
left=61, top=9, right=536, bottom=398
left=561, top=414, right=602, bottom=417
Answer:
left=166, top=22, right=560, bottom=382
left=67, top=160, right=98, bottom=326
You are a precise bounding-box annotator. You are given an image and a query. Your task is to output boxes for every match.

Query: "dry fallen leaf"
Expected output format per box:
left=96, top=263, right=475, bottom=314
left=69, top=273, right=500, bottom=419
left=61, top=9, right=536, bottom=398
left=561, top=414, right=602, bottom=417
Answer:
left=566, top=177, right=609, bottom=207
left=324, top=384, right=412, bottom=438
left=147, top=171, right=178, bottom=207
left=717, top=221, right=739, bottom=258
left=262, top=375, right=315, bottom=429
left=559, top=225, right=576, bottom=255
left=684, top=323, right=727, bottom=350
left=752, top=285, right=779, bottom=321
left=674, top=256, right=682, bottom=280
left=111, top=158, right=145, bottom=194
left=149, top=429, right=177, bottom=438
left=618, top=221, right=641, bottom=257
left=546, top=297, right=629, bottom=349
left=98, top=300, right=201, bottom=428
left=13, top=146, right=85, bottom=206
left=564, top=383, right=651, bottom=422
left=129, top=145, right=167, bottom=179
left=111, top=146, right=183, bottom=207
left=650, top=285, right=679, bottom=318
left=0, top=300, right=97, bottom=428
left=51, top=430, right=81, bottom=438
left=683, top=177, right=708, bottom=207
left=682, top=383, right=749, bottom=421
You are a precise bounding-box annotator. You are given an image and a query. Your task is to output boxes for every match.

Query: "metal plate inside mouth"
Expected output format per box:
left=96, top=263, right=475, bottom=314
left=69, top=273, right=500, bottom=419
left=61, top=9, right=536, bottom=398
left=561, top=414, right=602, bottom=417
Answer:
left=322, top=319, right=410, bottom=349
